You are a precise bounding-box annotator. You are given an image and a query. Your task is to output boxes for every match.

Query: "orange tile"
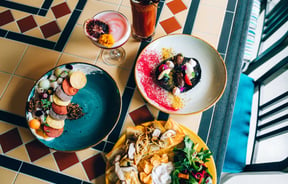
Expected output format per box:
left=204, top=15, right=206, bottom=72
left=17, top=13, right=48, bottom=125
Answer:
left=0, top=75, right=34, bottom=116
left=0, top=38, right=27, bottom=73
left=160, top=16, right=182, bottom=34
left=167, top=0, right=187, bottom=15
left=15, top=45, right=60, bottom=80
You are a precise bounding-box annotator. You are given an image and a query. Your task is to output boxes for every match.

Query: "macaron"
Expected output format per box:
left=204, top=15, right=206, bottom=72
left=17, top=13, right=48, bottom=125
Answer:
left=55, top=86, right=73, bottom=102
left=53, top=94, right=70, bottom=106
left=46, top=115, right=65, bottom=129
left=49, top=107, right=67, bottom=120
left=62, top=78, right=79, bottom=96
left=69, top=71, right=87, bottom=89
left=43, top=125, right=64, bottom=138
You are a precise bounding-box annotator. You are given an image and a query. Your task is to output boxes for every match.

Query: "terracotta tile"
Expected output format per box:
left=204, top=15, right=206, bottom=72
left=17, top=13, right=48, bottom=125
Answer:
left=160, top=16, right=182, bottom=34
left=40, top=21, right=61, bottom=38
left=0, top=10, right=14, bottom=26
left=82, top=153, right=106, bottom=180
left=53, top=151, right=79, bottom=171
left=167, top=0, right=187, bottom=15
left=0, top=76, right=34, bottom=116
left=15, top=45, right=60, bottom=80
left=0, top=128, right=23, bottom=153
left=25, top=139, right=51, bottom=162
left=0, top=38, right=27, bottom=73
left=129, top=105, right=155, bottom=125
left=17, top=15, right=37, bottom=33
left=51, top=2, right=71, bottom=18
left=0, top=72, right=11, bottom=97
left=0, top=167, right=18, bottom=184
left=14, top=173, right=51, bottom=184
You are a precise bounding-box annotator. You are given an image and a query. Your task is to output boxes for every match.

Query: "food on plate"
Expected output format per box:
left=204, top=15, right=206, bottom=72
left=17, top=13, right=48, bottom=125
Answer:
left=155, top=53, right=201, bottom=96
left=26, top=65, right=87, bottom=139
left=105, top=119, right=213, bottom=184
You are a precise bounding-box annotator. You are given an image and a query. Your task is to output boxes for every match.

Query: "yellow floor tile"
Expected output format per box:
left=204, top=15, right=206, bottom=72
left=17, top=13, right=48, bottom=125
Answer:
left=11, top=0, right=44, bottom=8
left=0, top=38, right=27, bottom=73
left=0, top=76, right=34, bottom=116
left=63, top=24, right=100, bottom=61
left=77, top=1, right=118, bottom=25
left=57, top=53, right=95, bottom=66
left=14, top=173, right=51, bottom=184
left=62, top=163, right=89, bottom=181
left=18, top=126, right=35, bottom=143
left=33, top=154, right=58, bottom=172
left=193, top=3, right=226, bottom=37
left=15, top=45, right=60, bottom=80
left=6, top=145, right=30, bottom=162
left=170, top=113, right=202, bottom=133
left=0, top=72, right=11, bottom=98
left=0, top=121, right=16, bottom=133
left=76, top=148, right=100, bottom=161
left=0, top=167, right=18, bottom=184
left=24, top=28, right=44, bottom=40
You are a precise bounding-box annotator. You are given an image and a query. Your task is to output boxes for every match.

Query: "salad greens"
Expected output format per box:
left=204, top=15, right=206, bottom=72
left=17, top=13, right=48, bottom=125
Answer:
left=171, top=136, right=213, bottom=184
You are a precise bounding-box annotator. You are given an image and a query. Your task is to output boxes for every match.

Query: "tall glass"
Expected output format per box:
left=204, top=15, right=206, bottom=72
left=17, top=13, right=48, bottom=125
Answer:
left=130, top=0, right=159, bottom=41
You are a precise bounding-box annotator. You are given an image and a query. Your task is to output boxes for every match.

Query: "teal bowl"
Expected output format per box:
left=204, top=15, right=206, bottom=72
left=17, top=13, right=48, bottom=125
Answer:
left=26, top=63, right=121, bottom=151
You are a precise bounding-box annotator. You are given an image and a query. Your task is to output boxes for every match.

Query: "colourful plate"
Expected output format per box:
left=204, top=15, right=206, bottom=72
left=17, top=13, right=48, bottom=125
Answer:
left=135, top=34, right=227, bottom=115
left=26, top=63, right=121, bottom=151
left=105, top=120, right=217, bottom=184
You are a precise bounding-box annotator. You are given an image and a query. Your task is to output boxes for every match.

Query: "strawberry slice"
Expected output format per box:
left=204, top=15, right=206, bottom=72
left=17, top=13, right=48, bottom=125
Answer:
left=184, top=74, right=192, bottom=86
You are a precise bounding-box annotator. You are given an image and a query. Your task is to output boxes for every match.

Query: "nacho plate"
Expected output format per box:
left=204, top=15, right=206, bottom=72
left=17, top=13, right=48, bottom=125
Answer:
left=105, top=119, right=217, bottom=184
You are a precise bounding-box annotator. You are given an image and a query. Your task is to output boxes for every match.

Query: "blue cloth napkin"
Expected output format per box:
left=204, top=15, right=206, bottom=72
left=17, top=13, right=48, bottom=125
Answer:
left=223, top=73, right=254, bottom=173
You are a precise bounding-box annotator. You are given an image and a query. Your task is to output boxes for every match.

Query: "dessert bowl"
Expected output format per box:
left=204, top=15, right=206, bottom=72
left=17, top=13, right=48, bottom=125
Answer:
left=135, top=34, right=227, bottom=115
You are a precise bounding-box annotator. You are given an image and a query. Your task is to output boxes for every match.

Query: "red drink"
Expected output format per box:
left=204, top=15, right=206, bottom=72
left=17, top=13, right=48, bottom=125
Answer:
left=130, top=0, right=158, bottom=40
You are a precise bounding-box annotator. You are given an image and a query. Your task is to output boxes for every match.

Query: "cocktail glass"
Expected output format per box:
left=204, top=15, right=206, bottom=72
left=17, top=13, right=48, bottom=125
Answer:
left=83, top=10, right=131, bottom=65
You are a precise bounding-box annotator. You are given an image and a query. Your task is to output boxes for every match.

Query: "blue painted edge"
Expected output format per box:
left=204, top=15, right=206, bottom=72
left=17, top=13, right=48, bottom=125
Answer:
left=198, top=0, right=254, bottom=182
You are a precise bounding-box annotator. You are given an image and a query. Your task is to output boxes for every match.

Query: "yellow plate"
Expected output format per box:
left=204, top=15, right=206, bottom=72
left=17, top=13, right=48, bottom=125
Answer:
left=105, top=120, right=217, bottom=184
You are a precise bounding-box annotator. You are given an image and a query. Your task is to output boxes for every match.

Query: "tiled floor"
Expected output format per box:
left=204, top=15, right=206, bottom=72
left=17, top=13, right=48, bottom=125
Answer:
left=0, top=0, right=236, bottom=183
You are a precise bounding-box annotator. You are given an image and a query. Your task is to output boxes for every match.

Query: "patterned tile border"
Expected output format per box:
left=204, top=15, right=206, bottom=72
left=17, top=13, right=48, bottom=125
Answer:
left=0, top=0, right=87, bottom=51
